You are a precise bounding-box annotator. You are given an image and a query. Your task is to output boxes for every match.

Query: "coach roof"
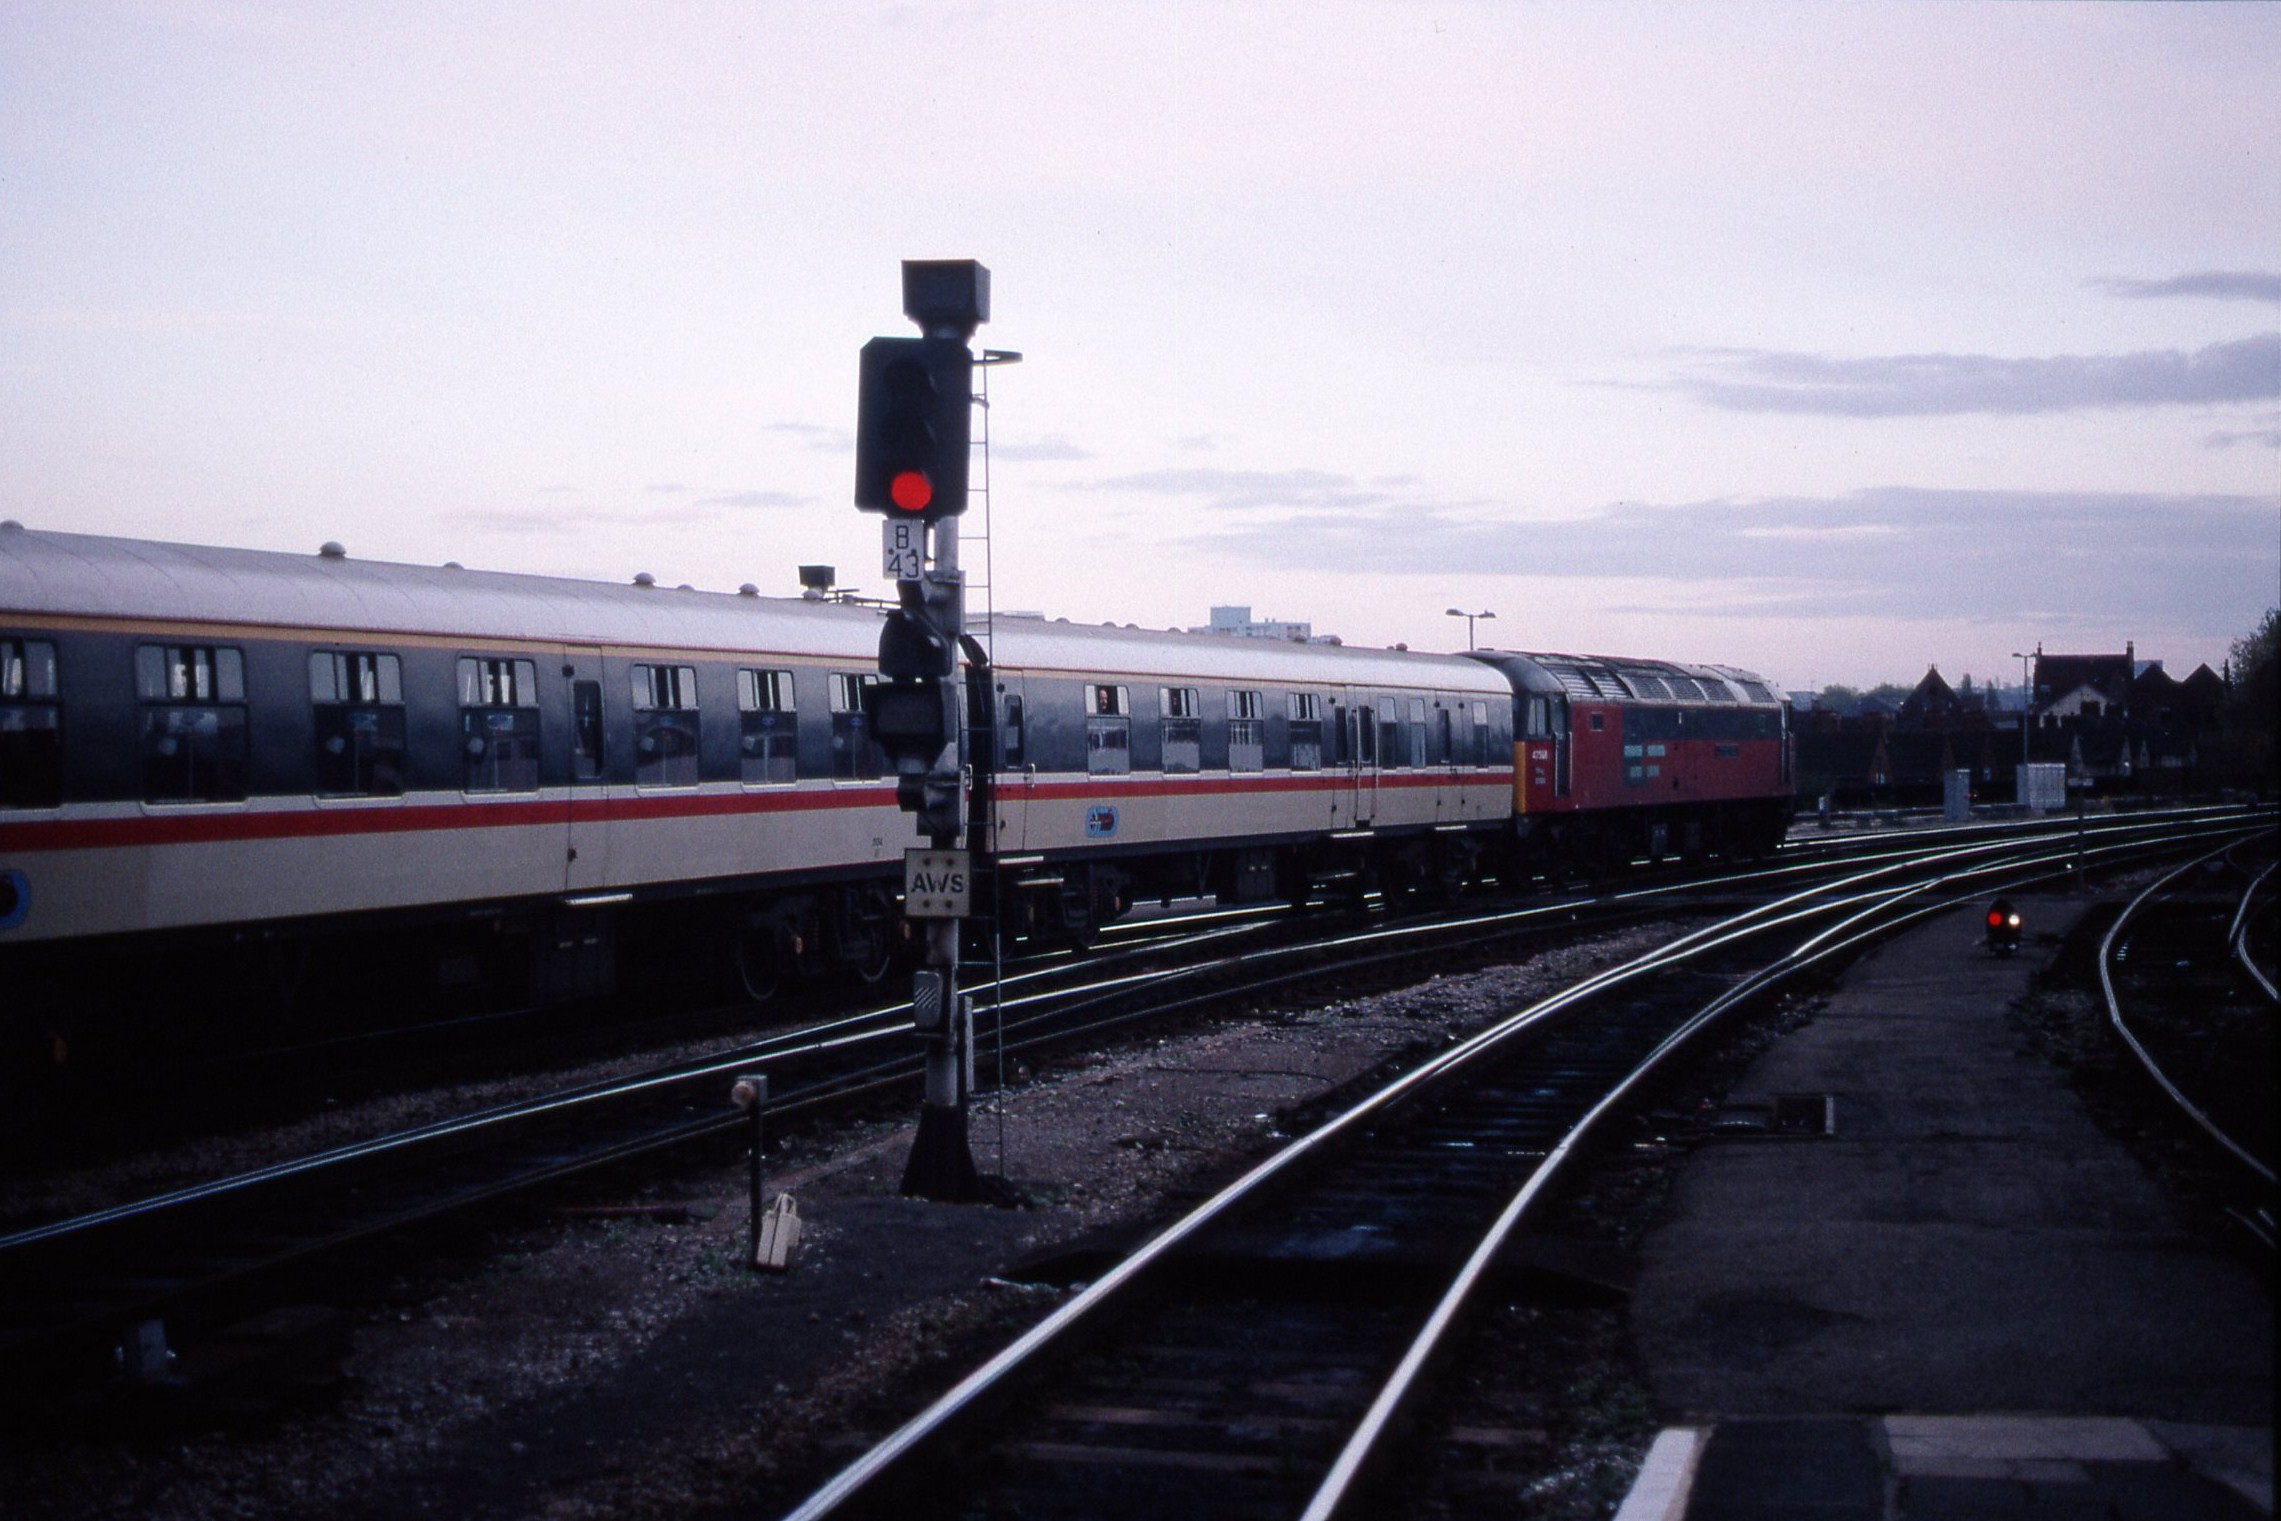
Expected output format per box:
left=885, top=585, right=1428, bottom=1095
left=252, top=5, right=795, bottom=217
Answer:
left=0, top=527, right=1508, bottom=695
left=0, top=526, right=884, bottom=659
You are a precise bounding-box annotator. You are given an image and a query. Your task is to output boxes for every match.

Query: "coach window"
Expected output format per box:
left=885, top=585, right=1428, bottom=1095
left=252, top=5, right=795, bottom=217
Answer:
left=459, top=656, right=542, bottom=792
left=632, top=664, right=700, bottom=787
left=1001, top=694, right=1026, bottom=769
left=1286, top=691, right=1322, bottom=771
left=1376, top=696, right=1402, bottom=770
left=1086, top=684, right=1130, bottom=775
left=737, top=668, right=798, bottom=784
left=1, top=637, right=62, bottom=809
left=1227, top=689, right=1264, bottom=772
left=829, top=672, right=881, bottom=780
left=309, top=651, right=406, bottom=797
left=1471, top=701, right=1491, bottom=765
left=136, top=643, right=248, bottom=803
left=1159, top=686, right=1201, bottom=773
left=1406, top=697, right=1428, bottom=767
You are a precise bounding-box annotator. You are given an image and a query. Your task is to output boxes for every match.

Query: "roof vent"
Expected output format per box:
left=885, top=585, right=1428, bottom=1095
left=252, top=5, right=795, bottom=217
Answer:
left=0, top=520, right=23, bottom=533
left=675, top=583, right=695, bottom=592
left=443, top=561, right=464, bottom=570
left=738, top=583, right=760, bottom=598
left=633, top=571, right=657, bottom=587
left=319, top=541, right=347, bottom=559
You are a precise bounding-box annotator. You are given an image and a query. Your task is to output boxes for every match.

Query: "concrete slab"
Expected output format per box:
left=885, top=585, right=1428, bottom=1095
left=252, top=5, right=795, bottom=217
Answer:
left=1617, top=1416, right=2276, bottom=1520
left=1884, top=1414, right=2167, bottom=1466
left=1629, top=898, right=2274, bottom=1425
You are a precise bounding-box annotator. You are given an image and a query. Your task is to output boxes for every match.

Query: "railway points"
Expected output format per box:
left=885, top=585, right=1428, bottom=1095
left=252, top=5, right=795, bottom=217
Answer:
left=4, top=816, right=2262, bottom=1514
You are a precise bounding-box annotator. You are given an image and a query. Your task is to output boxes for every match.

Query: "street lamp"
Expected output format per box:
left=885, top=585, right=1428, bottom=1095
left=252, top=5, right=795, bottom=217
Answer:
left=1446, top=607, right=1495, bottom=651
left=2010, top=646, right=2039, bottom=766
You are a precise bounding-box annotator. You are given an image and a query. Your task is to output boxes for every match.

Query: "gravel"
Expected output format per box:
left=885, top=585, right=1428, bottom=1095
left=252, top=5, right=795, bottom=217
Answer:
left=2, top=927, right=1668, bottom=1521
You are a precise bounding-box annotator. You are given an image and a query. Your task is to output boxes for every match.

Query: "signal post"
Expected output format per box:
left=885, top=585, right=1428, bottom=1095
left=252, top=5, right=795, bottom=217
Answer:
left=853, top=260, right=991, bottom=1201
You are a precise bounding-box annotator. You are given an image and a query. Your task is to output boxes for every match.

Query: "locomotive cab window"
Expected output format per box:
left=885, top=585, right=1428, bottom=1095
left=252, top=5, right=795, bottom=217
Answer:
left=459, top=656, right=542, bottom=793
left=737, top=668, right=798, bottom=784
left=1287, top=691, right=1322, bottom=771
left=633, top=664, right=700, bottom=787
left=309, top=650, right=405, bottom=797
left=1, top=637, right=62, bottom=809
left=1227, top=689, right=1264, bottom=773
left=136, top=644, right=249, bottom=802
left=829, top=672, right=881, bottom=780
left=1159, top=686, right=1200, bottom=774
left=1087, top=684, right=1130, bottom=775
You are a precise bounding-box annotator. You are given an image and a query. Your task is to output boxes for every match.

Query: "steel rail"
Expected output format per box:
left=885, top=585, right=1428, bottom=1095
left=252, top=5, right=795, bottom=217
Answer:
left=1297, top=838, right=2141, bottom=1519
left=778, top=823, right=2223, bottom=1521
left=2226, top=860, right=2277, bottom=1005
left=2098, top=844, right=2277, bottom=1188
left=7, top=810, right=2251, bottom=1398
left=10, top=810, right=2243, bottom=1262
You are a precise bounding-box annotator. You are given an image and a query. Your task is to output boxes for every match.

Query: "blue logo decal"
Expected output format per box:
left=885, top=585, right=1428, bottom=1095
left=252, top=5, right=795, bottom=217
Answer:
left=1085, top=805, right=1119, bottom=838
left=0, top=868, right=28, bottom=932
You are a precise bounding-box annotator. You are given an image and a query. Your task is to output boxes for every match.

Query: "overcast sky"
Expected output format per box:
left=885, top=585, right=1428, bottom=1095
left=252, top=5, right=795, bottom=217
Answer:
left=5, top=2, right=2277, bottom=690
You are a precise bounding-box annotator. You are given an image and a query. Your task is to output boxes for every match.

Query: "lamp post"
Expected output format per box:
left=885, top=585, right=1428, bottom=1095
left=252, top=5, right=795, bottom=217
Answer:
left=2010, top=647, right=2037, bottom=766
left=1445, top=607, right=1495, bottom=651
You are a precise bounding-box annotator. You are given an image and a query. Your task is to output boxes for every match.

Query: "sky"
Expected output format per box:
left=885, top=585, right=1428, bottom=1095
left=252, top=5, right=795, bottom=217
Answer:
left=3, top=2, right=2277, bottom=692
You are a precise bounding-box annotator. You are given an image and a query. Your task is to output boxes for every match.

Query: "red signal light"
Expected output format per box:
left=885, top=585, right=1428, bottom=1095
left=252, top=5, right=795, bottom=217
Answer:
left=1987, top=910, right=2005, bottom=929
left=890, top=470, right=933, bottom=513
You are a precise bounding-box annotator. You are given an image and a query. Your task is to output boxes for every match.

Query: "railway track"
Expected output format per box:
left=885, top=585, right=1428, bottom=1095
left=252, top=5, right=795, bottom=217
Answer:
left=783, top=814, right=2272, bottom=1521
left=2098, top=834, right=2278, bottom=1247
left=0, top=806, right=2260, bottom=1412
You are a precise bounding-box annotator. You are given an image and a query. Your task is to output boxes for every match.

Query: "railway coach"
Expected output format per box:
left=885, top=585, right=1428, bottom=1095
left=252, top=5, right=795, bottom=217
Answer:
left=0, top=525, right=1512, bottom=1086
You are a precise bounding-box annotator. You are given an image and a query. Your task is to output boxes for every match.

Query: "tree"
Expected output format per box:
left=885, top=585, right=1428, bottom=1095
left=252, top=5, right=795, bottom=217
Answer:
left=2222, top=607, right=2278, bottom=793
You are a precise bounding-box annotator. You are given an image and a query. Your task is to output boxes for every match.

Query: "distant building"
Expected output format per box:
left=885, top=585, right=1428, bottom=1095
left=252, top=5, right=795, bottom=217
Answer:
left=1798, top=644, right=2226, bottom=803
left=1189, top=605, right=1324, bottom=643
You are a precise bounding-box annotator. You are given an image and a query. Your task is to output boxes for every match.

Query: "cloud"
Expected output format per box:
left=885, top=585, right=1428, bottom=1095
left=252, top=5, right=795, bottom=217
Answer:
left=2204, top=426, right=2281, bottom=450
left=696, top=489, right=811, bottom=509
left=1673, top=335, right=2280, bottom=417
left=1080, top=466, right=1401, bottom=511
left=992, top=433, right=1095, bottom=462
left=2093, top=271, right=2281, bottom=303
left=762, top=422, right=850, bottom=452
left=1173, top=486, right=2279, bottom=636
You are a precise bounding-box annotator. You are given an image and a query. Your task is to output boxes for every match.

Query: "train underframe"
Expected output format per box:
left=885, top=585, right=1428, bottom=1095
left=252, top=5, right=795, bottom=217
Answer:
left=1512, top=797, right=1792, bottom=879
left=0, top=874, right=907, bottom=1111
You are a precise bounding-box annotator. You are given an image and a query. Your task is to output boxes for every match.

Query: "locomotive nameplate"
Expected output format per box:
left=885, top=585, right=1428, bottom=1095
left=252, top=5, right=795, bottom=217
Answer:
left=903, top=849, right=971, bottom=918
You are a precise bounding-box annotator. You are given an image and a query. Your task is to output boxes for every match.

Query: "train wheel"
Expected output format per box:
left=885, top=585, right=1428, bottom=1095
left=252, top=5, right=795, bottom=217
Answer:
left=733, top=922, right=784, bottom=1004
left=850, top=933, right=894, bottom=984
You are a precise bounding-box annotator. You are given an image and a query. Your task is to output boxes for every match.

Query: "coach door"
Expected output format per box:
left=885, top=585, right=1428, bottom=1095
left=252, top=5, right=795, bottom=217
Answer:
left=1338, top=689, right=1380, bottom=827
left=990, top=676, right=1030, bottom=854
left=564, top=647, right=611, bottom=890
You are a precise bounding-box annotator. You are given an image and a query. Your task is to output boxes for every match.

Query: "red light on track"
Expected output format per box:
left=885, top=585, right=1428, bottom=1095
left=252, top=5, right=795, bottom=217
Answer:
left=1987, top=910, right=2005, bottom=928
left=890, top=470, right=933, bottom=513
